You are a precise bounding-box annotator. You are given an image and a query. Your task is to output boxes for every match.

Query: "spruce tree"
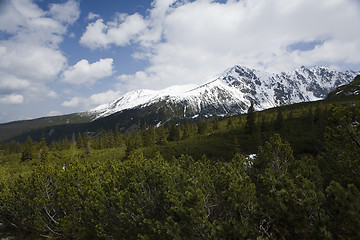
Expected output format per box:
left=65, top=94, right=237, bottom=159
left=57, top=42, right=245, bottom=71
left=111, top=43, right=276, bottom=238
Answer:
left=274, top=110, right=284, bottom=131
left=37, top=133, right=48, bottom=162
left=245, top=101, right=256, bottom=133
left=21, top=136, right=35, bottom=162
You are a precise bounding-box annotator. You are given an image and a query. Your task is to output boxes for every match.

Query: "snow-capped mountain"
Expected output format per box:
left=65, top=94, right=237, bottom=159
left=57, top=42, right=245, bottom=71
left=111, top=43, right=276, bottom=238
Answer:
left=90, top=66, right=359, bottom=120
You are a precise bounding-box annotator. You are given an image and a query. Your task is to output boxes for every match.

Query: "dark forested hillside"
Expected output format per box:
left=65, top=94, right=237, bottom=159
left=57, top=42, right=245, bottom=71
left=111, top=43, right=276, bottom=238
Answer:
left=0, top=77, right=360, bottom=239
left=327, top=75, right=360, bottom=100
left=0, top=113, right=92, bottom=142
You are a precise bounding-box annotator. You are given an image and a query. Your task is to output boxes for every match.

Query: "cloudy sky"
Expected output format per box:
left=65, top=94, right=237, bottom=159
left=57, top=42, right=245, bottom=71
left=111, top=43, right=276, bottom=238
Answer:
left=0, top=0, right=359, bottom=123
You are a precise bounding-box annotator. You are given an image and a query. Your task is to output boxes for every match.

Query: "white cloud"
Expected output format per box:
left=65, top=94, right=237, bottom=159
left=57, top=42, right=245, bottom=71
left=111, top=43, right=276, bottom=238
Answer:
left=47, top=90, right=58, bottom=99
left=0, top=0, right=80, bottom=104
left=0, top=73, right=30, bottom=92
left=0, top=0, right=41, bottom=33
left=62, top=90, right=122, bottom=109
left=47, top=110, right=61, bottom=116
left=80, top=0, right=177, bottom=49
left=137, top=0, right=177, bottom=47
left=62, top=58, right=114, bottom=85
left=48, top=0, right=80, bottom=24
left=0, top=42, right=66, bottom=82
left=62, top=97, right=81, bottom=107
left=117, top=71, right=162, bottom=92
left=87, top=12, right=100, bottom=20
left=81, top=0, right=360, bottom=94
left=80, top=13, right=148, bottom=49
left=89, top=90, right=122, bottom=105
left=0, top=94, right=24, bottom=104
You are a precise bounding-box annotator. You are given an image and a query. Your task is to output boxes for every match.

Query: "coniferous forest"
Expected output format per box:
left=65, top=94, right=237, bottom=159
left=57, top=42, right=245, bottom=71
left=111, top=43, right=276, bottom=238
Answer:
left=0, top=95, right=360, bottom=239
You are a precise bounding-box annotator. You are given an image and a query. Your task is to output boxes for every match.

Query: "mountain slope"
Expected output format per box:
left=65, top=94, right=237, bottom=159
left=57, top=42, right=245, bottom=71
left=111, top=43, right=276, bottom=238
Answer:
left=327, top=75, right=360, bottom=100
left=0, top=113, right=92, bottom=142
left=90, top=66, right=358, bottom=120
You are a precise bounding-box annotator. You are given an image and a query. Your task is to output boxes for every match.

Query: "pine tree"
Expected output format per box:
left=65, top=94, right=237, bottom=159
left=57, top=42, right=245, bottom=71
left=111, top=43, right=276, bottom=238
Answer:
left=83, top=132, right=92, bottom=156
left=325, top=181, right=360, bottom=239
left=168, top=123, right=181, bottom=141
left=21, top=136, right=35, bottom=162
left=197, top=120, right=209, bottom=135
left=156, top=125, right=167, bottom=145
left=182, top=121, right=192, bottom=139
left=254, top=134, right=322, bottom=239
left=76, top=132, right=84, bottom=149
left=245, top=101, right=256, bottom=133
left=124, top=138, right=135, bottom=159
left=141, top=123, right=152, bottom=147
left=212, top=117, right=220, bottom=131
left=114, top=125, right=123, bottom=147
left=37, top=133, right=49, bottom=162
left=227, top=117, right=234, bottom=129
left=274, top=110, right=284, bottom=131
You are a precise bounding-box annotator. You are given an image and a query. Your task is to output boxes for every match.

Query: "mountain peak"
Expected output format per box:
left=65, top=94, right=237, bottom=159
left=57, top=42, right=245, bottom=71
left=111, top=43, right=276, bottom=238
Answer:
left=90, top=66, right=359, bottom=120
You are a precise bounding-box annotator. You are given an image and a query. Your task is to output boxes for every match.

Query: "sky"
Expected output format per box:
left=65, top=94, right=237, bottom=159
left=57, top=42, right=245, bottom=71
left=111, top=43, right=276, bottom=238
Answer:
left=0, top=0, right=360, bottom=123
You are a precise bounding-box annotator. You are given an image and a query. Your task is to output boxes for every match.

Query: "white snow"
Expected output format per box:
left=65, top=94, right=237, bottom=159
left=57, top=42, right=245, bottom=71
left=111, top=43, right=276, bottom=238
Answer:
left=248, top=154, right=257, bottom=160
left=89, top=65, right=359, bottom=120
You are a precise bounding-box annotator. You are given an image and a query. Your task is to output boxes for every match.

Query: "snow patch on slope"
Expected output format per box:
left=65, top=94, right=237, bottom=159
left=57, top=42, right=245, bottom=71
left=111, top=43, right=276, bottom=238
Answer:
left=90, top=84, right=197, bottom=119
left=89, top=65, right=359, bottom=120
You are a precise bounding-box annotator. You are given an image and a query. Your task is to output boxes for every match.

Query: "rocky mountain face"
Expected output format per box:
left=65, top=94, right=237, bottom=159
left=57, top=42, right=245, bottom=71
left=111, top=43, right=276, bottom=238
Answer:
left=90, top=65, right=359, bottom=120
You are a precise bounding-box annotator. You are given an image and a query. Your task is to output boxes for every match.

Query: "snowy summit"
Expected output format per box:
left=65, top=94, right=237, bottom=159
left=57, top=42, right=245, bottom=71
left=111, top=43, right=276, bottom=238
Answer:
left=89, top=65, right=359, bottom=120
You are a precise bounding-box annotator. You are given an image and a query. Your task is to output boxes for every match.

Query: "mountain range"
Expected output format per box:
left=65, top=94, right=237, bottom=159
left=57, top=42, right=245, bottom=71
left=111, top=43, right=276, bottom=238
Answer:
left=0, top=65, right=359, bottom=142
left=89, top=65, right=358, bottom=119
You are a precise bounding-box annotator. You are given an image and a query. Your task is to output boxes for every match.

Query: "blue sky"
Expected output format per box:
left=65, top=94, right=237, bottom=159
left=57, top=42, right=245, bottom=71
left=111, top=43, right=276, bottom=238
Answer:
left=0, top=0, right=360, bottom=123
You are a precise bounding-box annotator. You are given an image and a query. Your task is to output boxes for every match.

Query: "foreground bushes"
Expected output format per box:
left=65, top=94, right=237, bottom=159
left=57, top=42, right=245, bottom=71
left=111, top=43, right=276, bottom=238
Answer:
left=0, top=152, right=257, bottom=239
left=1, top=134, right=359, bottom=239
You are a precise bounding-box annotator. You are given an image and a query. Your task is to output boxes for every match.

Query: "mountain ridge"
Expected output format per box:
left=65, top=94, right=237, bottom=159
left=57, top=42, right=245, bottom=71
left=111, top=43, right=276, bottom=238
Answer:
left=89, top=65, right=359, bottom=120
left=1, top=65, right=359, bottom=142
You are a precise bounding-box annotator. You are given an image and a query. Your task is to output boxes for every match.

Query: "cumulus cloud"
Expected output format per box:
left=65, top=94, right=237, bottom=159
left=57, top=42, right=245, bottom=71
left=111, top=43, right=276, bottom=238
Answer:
left=87, top=12, right=100, bottom=20
left=62, top=90, right=122, bottom=109
left=0, top=42, right=66, bottom=82
left=62, top=58, right=114, bottom=85
left=89, top=90, right=122, bottom=105
left=80, top=13, right=147, bottom=49
left=81, top=0, right=360, bottom=93
left=0, top=94, right=24, bottom=104
left=48, top=0, right=80, bottom=24
left=62, top=97, right=81, bottom=107
left=0, top=73, right=30, bottom=93
left=0, top=0, right=80, bottom=104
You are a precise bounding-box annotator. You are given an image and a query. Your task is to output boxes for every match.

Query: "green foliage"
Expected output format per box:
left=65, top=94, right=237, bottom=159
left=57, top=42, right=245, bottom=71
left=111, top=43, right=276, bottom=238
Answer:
left=325, top=181, right=360, bottom=239
left=20, top=136, right=35, bottom=162
left=254, top=135, right=325, bottom=239
left=0, top=153, right=258, bottom=239
left=320, top=106, right=360, bottom=187
left=168, top=123, right=182, bottom=142
left=245, top=101, right=256, bottom=133
left=212, top=154, right=258, bottom=239
left=1, top=96, right=360, bottom=239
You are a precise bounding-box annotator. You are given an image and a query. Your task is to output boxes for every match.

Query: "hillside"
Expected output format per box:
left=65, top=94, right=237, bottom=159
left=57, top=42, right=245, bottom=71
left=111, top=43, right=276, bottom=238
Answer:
left=327, top=75, right=360, bottom=100
left=0, top=66, right=358, bottom=143
left=0, top=113, right=92, bottom=142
